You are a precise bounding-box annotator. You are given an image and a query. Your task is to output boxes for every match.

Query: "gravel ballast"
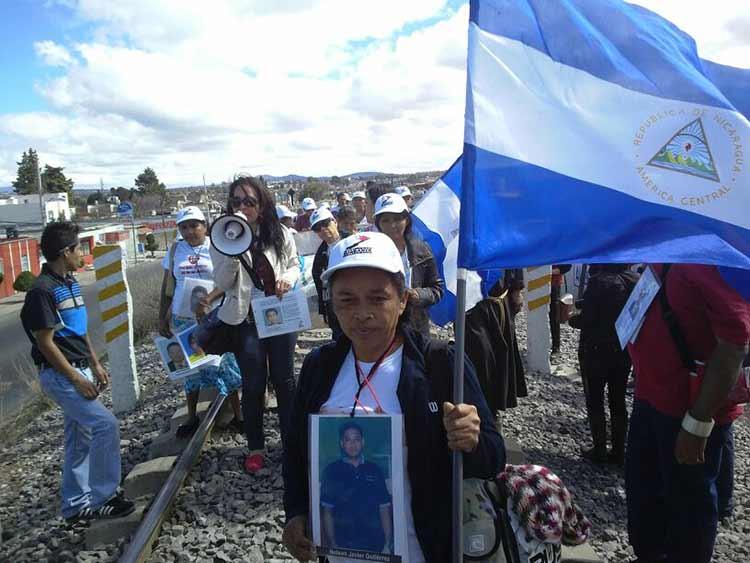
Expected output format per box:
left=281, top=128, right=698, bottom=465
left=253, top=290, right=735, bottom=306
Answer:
left=0, top=318, right=747, bottom=562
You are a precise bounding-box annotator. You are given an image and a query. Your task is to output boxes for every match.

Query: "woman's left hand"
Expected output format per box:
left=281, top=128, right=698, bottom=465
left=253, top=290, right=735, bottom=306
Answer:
left=443, top=402, right=481, bottom=452
left=276, top=279, right=291, bottom=299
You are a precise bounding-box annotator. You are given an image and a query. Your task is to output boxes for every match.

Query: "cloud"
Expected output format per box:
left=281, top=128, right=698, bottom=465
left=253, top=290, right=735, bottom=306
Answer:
left=34, top=40, right=75, bottom=67
left=2, top=1, right=746, bottom=188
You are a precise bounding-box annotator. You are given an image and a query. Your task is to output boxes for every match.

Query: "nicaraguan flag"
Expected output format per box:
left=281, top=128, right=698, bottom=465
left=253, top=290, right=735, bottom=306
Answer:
left=458, top=0, right=750, bottom=271
left=411, top=158, right=502, bottom=325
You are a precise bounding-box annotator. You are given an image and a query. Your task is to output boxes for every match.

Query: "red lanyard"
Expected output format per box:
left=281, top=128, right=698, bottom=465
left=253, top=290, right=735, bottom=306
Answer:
left=350, top=335, right=397, bottom=417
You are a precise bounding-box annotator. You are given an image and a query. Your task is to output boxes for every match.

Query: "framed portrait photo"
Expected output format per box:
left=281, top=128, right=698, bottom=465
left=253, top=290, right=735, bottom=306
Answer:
left=310, top=414, right=407, bottom=563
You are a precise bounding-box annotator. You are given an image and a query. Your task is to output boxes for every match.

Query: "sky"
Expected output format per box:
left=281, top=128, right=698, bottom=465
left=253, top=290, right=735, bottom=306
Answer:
left=0, top=0, right=748, bottom=188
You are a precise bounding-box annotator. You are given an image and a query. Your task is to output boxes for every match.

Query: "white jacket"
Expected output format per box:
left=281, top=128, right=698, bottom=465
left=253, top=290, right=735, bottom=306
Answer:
left=211, top=225, right=300, bottom=325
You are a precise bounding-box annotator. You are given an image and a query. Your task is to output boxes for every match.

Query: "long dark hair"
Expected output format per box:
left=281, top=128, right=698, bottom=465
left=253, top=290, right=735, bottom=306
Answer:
left=227, top=176, right=285, bottom=257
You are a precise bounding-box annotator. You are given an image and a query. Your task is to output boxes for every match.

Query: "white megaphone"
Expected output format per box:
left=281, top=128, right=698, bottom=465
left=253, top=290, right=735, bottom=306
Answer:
left=209, top=212, right=253, bottom=256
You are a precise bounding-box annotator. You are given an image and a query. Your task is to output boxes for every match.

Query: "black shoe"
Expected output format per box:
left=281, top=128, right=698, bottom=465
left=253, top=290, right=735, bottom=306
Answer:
left=95, top=494, right=135, bottom=519
left=64, top=506, right=95, bottom=524
left=581, top=446, right=607, bottom=464
left=176, top=416, right=200, bottom=439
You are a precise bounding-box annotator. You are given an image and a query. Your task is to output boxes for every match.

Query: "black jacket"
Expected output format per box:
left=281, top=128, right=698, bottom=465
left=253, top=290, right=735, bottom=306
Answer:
left=466, top=296, right=527, bottom=412
left=405, top=235, right=444, bottom=338
left=569, top=268, right=640, bottom=349
left=282, top=328, right=505, bottom=562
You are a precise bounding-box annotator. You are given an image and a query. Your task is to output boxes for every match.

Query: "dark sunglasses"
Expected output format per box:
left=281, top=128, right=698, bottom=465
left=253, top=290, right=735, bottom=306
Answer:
left=230, top=196, right=258, bottom=209
left=312, top=218, right=333, bottom=232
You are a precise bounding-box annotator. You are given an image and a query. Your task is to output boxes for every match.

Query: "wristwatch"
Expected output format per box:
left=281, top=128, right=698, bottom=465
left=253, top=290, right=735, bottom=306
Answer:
left=681, top=411, right=715, bottom=438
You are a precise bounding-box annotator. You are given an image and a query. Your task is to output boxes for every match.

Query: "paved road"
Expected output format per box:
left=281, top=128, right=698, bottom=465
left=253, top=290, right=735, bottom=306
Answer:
left=0, top=261, right=161, bottom=421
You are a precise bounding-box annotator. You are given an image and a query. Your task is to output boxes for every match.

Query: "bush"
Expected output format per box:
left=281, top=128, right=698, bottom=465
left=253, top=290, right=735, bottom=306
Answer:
left=144, top=233, right=159, bottom=257
left=0, top=272, right=4, bottom=285
left=13, top=271, right=36, bottom=292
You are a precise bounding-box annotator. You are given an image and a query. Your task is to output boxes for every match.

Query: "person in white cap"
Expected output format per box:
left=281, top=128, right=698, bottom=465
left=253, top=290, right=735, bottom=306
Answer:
left=294, top=197, right=317, bottom=232
left=282, top=232, right=505, bottom=563
left=332, top=192, right=352, bottom=216
left=309, top=207, right=351, bottom=340
left=394, top=185, right=414, bottom=208
left=158, top=206, right=243, bottom=439
left=374, top=193, right=443, bottom=339
left=276, top=205, right=298, bottom=234
left=351, top=191, right=368, bottom=227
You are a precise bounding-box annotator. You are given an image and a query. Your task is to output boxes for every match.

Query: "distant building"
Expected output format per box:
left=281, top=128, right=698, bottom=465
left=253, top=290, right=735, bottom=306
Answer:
left=0, top=237, right=41, bottom=298
left=0, top=193, right=74, bottom=224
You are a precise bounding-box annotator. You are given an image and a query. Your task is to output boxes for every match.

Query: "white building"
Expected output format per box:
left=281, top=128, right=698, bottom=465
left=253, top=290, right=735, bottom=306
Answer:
left=0, top=193, right=74, bottom=224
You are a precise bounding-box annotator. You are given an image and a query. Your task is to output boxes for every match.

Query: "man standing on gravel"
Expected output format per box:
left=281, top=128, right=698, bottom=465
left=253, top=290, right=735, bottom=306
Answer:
left=625, top=264, right=749, bottom=563
left=20, top=221, right=135, bottom=524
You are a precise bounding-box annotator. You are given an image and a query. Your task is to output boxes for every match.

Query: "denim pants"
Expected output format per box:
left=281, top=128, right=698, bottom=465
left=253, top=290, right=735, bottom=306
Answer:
left=625, top=399, right=729, bottom=563
left=39, top=367, right=121, bottom=518
left=234, top=321, right=297, bottom=451
left=717, top=423, right=735, bottom=519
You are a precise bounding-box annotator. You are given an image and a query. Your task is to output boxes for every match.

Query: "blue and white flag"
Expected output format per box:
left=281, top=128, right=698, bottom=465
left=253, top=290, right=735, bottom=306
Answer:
left=458, top=0, right=750, bottom=271
left=412, top=158, right=502, bottom=325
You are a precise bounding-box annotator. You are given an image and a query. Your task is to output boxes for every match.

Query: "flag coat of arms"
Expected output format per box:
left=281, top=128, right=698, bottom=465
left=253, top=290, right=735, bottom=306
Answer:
left=458, top=0, right=750, bottom=271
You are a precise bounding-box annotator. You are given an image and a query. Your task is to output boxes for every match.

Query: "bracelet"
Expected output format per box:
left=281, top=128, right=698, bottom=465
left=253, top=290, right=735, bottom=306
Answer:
left=681, top=411, right=715, bottom=438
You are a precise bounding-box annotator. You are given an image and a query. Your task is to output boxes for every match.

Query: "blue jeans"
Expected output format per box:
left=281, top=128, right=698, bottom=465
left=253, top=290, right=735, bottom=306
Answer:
left=39, top=367, right=121, bottom=518
left=625, top=399, right=729, bottom=563
left=234, top=322, right=297, bottom=451
left=717, top=423, right=734, bottom=519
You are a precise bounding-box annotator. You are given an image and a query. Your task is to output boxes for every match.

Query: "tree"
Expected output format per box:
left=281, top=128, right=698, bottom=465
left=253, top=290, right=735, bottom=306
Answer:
left=135, top=167, right=166, bottom=197
left=12, top=149, right=39, bottom=194
left=87, top=193, right=101, bottom=205
left=111, top=187, right=134, bottom=202
left=144, top=233, right=159, bottom=257
left=41, top=165, right=75, bottom=204
left=300, top=181, right=329, bottom=202
left=13, top=271, right=36, bottom=292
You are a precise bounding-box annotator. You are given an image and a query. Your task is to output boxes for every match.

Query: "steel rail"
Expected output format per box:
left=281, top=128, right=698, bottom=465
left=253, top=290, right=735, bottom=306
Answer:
left=119, top=393, right=227, bottom=563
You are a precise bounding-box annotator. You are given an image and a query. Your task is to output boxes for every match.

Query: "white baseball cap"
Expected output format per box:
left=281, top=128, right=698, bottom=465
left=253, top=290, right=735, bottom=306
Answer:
left=374, top=193, right=409, bottom=216
left=321, top=232, right=404, bottom=283
left=176, top=206, right=206, bottom=224
left=352, top=191, right=366, bottom=200
left=319, top=202, right=331, bottom=209
left=301, top=197, right=316, bottom=211
left=276, top=205, right=296, bottom=220
left=310, top=207, right=335, bottom=229
left=394, top=185, right=412, bottom=198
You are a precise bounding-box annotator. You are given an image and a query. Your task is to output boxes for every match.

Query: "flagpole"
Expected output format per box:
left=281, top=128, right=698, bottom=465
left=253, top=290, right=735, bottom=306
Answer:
left=452, top=268, right=468, bottom=563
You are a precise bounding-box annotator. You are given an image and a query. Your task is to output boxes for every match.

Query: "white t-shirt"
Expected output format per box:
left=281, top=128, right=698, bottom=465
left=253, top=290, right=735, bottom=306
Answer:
left=401, top=251, right=411, bottom=288
left=162, top=239, right=213, bottom=316
left=321, top=346, right=426, bottom=563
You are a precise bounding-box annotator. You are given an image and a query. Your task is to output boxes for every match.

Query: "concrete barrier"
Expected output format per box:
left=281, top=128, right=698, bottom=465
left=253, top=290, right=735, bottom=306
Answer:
left=525, top=266, right=552, bottom=375
left=123, top=456, right=177, bottom=499
left=94, top=245, right=140, bottom=413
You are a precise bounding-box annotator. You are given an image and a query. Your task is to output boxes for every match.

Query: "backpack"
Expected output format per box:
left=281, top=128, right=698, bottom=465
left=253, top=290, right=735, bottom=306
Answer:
left=424, top=340, right=564, bottom=563
left=163, top=241, right=180, bottom=298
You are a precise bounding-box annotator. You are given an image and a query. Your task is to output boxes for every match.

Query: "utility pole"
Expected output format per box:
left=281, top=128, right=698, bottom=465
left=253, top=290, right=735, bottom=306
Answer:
left=203, top=173, right=212, bottom=223
left=37, top=161, right=46, bottom=226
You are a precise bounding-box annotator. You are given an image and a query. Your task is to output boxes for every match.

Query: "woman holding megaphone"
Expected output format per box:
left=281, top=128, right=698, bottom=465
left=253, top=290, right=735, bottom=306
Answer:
left=210, top=176, right=300, bottom=474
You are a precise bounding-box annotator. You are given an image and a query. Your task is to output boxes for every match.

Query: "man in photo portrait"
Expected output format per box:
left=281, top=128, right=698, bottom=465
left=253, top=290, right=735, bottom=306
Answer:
left=320, top=421, right=393, bottom=554
left=166, top=342, right=187, bottom=372
left=264, top=307, right=283, bottom=327
left=190, top=285, right=209, bottom=315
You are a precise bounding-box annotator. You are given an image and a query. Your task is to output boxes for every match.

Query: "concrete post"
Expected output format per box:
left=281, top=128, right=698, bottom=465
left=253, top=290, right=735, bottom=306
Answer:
left=94, top=245, right=140, bottom=413
left=524, top=266, right=552, bottom=375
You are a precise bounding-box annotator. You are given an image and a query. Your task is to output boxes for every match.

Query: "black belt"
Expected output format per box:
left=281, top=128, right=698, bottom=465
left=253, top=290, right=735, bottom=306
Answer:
left=38, top=358, right=90, bottom=370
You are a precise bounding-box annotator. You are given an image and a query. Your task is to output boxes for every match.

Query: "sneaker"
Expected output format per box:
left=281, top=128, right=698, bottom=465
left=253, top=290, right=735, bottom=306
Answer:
left=244, top=452, right=265, bottom=474
left=64, top=506, right=94, bottom=524
left=95, top=494, right=135, bottom=519
left=176, top=416, right=200, bottom=440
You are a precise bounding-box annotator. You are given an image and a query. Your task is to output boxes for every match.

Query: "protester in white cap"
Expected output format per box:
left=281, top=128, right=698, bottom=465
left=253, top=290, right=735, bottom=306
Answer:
left=351, top=191, right=368, bottom=227
left=394, top=185, right=414, bottom=208
left=158, top=205, right=243, bottom=440
left=276, top=205, right=298, bottom=233
left=282, top=232, right=505, bottom=562
left=332, top=192, right=353, bottom=216
left=294, top=197, right=317, bottom=232
left=309, top=207, right=353, bottom=341
left=374, top=193, right=443, bottom=339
